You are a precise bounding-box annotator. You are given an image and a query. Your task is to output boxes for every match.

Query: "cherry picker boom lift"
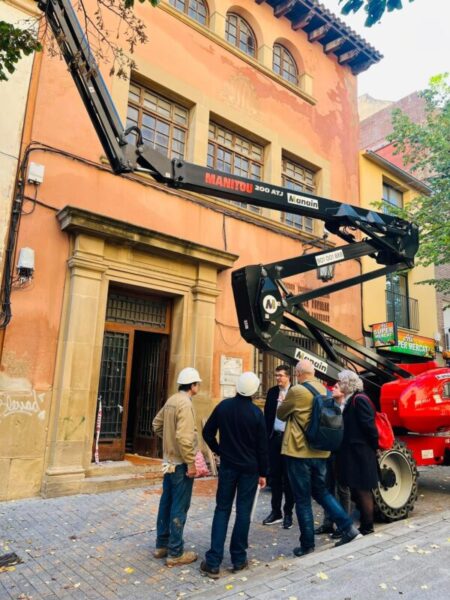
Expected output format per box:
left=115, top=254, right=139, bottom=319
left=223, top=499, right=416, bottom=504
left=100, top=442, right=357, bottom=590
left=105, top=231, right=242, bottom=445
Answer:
left=37, top=0, right=450, bottom=520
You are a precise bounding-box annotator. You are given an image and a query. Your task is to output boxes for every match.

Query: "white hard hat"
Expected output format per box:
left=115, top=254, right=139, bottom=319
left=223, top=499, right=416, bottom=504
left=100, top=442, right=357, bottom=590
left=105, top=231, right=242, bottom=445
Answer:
left=236, top=371, right=260, bottom=397
left=177, top=367, right=202, bottom=385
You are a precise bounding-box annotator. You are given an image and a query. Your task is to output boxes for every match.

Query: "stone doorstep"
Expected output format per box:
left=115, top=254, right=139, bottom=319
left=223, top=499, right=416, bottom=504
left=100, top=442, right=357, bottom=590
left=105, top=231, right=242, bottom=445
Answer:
left=82, top=455, right=164, bottom=494
left=80, top=470, right=164, bottom=494
left=85, top=457, right=163, bottom=477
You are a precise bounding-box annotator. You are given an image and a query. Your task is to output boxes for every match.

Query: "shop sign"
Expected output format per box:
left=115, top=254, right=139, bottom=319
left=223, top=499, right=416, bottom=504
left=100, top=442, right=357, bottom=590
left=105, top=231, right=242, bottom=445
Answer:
left=372, top=321, right=397, bottom=348
left=390, top=329, right=436, bottom=358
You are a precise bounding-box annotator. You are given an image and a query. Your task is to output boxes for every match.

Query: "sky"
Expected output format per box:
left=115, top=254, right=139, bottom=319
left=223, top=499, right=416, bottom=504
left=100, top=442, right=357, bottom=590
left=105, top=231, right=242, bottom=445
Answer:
left=321, top=0, right=450, bottom=101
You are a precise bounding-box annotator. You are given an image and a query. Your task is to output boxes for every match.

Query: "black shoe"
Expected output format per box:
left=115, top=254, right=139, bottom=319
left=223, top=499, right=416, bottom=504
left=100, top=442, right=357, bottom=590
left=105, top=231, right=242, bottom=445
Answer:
left=232, top=560, right=248, bottom=573
left=282, top=514, right=293, bottom=529
left=263, top=512, right=283, bottom=525
left=314, top=524, right=334, bottom=535
left=200, top=560, right=220, bottom=579
left=293, top=546, right=314, bottom=557
left=334, top=525, right=363, bottom=547
left=330, top=530, right=343, bottom=539
left=359, top=527, right=374, bottom=536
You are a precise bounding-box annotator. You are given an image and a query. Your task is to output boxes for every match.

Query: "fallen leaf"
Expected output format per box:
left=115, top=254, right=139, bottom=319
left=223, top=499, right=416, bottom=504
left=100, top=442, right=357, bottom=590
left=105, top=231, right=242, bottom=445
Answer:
left=124, top=567, right=135, bottom=574
left=379, top=583, right=388, bottom=590
left=316, top=572, right=329, bottom=580
left=225, top=584, right=234, bottom=590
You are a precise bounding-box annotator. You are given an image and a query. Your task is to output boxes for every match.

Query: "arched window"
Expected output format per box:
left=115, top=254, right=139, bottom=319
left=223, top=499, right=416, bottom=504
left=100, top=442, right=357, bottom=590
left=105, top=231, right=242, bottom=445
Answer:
left=169, top=0, right=208, bottom=26
left=226, top=13, right=257, bottom=58
left=273, top=44, right=298, bottom=85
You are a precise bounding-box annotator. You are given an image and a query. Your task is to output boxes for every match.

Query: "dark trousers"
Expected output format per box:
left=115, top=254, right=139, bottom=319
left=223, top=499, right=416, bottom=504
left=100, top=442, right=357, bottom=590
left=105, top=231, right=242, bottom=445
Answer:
left=269, top=433, right=294, bottom=516
left=286, top=456, right=353, bottom=551
left=322, top=453, right=351, bottom=529
left=205, top=463, right=259, bottom=569
left=156, top=464, right=194, bottom=558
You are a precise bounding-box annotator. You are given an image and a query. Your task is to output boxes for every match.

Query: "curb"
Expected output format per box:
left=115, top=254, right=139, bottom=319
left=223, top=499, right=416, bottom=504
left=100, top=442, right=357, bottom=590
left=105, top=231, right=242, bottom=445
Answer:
left=187, top=509, right=450, bottom=598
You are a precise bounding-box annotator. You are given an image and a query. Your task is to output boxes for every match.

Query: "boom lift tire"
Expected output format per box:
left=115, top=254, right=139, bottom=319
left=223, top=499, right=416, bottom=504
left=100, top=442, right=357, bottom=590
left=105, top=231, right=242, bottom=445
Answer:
left=373, top=440, right=418, bottom=522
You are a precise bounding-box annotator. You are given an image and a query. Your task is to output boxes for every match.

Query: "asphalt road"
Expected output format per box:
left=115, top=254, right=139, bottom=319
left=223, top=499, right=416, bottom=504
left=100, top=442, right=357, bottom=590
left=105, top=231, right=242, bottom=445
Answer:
left=408, top=465, right=450, bottom=518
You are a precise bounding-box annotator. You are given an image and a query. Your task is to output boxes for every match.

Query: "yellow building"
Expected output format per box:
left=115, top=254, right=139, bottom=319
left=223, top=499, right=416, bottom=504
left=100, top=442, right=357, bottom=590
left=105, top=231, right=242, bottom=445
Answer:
left=359, top=150, right=438, bottom=359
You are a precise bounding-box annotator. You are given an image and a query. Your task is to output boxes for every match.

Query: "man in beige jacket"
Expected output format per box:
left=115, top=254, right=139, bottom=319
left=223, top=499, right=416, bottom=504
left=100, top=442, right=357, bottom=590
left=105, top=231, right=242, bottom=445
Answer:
left=152, top=367, right=201, bottom=567
left=277, top=359, right=361, bottom=558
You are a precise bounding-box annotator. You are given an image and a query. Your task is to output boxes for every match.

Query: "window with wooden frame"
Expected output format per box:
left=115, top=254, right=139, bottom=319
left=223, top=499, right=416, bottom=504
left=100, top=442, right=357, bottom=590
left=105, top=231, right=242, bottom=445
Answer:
left=281, top=156, right=315, bottom=233
left=169, top=0, right=209, bottom=26
left=273, top=44, right=298, bottom=85
left=126, top=82, right=189, bottom=160
left=226, top=13, right=257, bottom=58
left=207, top=122, right=263, bottom=213
left=382, top=182, right=403, bottom=212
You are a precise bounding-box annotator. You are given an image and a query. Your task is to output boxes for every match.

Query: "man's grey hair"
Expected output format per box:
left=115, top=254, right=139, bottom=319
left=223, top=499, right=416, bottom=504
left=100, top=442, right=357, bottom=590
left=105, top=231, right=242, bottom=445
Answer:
left=295, top=358, right=315, bottom=376
left=337, top=369, right=364, bottom=395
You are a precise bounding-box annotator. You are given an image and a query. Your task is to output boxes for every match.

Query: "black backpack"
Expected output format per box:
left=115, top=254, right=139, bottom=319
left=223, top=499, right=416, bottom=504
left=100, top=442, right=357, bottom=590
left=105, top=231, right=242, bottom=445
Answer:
left=299, top=382, right=344, bottom=451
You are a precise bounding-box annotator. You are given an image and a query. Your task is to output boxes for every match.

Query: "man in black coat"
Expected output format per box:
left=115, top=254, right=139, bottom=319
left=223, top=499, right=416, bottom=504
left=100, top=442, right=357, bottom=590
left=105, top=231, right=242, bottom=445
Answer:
left=262, top=364, right=294, bottom=529
left=200, top=372, right=268, bottom=579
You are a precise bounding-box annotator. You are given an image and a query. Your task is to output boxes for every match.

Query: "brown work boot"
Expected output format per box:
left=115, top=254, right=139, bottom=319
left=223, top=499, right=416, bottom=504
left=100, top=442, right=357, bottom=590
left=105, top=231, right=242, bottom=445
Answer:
left=166, top=551, right=198, bottom=567
left=153, top=548, right=168, bottom=559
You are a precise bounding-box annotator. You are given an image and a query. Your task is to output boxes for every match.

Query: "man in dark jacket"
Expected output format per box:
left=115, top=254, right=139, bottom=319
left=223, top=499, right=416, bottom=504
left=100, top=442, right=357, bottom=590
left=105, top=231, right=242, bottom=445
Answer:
left=263, top=364, right=294, bottom=529
left=200, top=372, right=268, bottom=579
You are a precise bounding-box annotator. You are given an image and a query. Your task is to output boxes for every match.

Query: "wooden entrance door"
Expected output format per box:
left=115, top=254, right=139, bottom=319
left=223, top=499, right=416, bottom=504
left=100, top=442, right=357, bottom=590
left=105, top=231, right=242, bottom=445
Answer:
left=94, top=288, right=171, bottom=462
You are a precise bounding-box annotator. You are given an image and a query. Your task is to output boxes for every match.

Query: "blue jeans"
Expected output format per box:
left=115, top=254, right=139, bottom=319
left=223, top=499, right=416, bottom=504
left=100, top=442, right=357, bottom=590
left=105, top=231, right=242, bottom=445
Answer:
left=205, top=464, right=259, bottom=569
left=286, top=456, right=353, bottom=550
left=156, top=464, right=194, bottom=557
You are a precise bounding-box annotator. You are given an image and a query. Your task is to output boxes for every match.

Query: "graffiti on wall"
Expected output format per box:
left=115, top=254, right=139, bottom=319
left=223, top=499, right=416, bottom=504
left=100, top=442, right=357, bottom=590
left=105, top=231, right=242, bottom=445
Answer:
left=0, top=390, right=46, bottom=422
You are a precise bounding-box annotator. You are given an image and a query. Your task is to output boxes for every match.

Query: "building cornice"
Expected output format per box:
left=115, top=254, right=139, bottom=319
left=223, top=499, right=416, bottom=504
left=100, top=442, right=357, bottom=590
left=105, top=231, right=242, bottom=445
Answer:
left=363, top=150, right=431, bottom=195
left=57, top=206, right=239, bottom=270
left=256, top=0, right=382, bottom=74
left=4, top=0, right=40, bottom=17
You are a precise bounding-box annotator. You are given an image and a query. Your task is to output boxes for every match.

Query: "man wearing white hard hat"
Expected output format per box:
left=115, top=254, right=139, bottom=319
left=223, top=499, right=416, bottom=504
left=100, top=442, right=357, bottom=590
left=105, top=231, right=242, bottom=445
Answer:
left=152, top=367, right=201, bottom=567
left=200, top=371, right=268, bottom=579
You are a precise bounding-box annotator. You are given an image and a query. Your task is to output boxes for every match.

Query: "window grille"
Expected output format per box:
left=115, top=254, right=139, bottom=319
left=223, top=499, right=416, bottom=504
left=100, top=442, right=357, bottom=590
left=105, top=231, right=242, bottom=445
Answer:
left=98, top=332, right=129, bottom=439
left=106, top=292, right=169, bottom=329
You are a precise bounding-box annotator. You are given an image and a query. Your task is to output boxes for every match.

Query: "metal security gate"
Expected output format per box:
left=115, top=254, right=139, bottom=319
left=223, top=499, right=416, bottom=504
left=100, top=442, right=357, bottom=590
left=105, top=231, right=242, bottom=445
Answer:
left=97, top=330, right=133, bottom=459
left=95, top=288, right=171, bottom=461
left=127, top=332, right=169, bottom=457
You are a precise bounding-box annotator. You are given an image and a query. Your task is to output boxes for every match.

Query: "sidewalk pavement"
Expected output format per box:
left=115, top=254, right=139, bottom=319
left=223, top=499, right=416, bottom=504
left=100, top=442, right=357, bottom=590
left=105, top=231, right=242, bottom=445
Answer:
left=0, top=478, right=449, bottom=600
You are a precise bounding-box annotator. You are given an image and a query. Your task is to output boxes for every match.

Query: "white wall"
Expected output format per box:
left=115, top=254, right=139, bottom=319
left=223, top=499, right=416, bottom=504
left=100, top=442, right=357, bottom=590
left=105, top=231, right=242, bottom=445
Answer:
left=0, top=1, right=35, bottom=278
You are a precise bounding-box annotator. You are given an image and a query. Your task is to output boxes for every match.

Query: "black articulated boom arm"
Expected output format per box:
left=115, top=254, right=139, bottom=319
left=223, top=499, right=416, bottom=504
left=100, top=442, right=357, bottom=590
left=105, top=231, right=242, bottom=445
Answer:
left=39, top=0, right=419, bottom=385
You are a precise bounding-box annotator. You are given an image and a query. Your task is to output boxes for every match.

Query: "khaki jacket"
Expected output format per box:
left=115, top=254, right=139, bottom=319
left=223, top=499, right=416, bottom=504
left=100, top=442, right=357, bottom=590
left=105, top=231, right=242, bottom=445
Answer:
left=152, top=391, right=198, bottom=468
left=277, top=377, right=330, bottom=459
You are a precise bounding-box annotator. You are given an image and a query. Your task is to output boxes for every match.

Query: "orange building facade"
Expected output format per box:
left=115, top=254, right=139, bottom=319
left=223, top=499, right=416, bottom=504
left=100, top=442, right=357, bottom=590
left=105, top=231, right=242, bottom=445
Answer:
left=0, top=0, right=380, bottom=499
